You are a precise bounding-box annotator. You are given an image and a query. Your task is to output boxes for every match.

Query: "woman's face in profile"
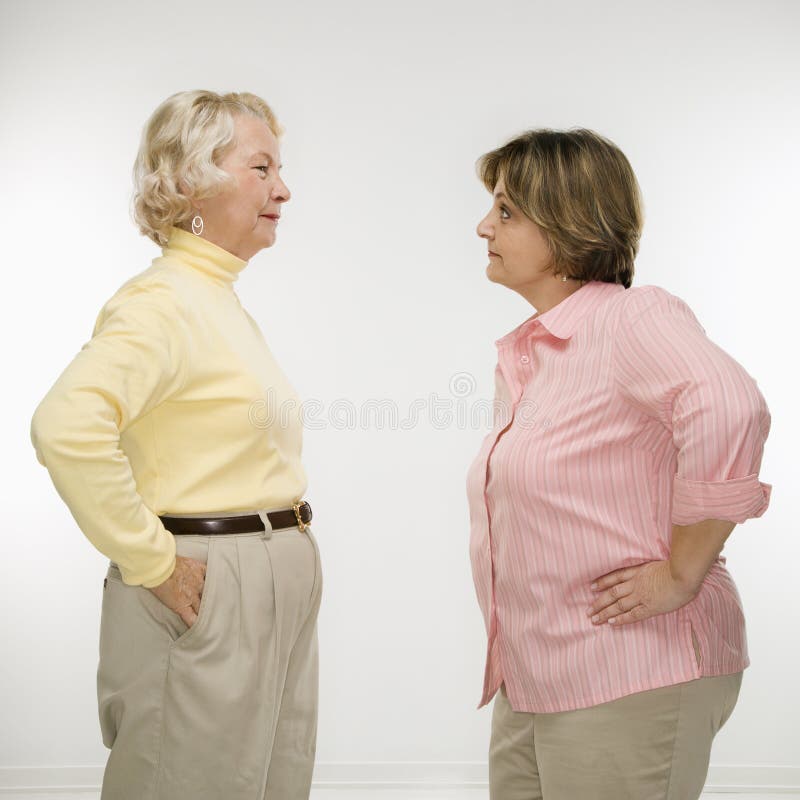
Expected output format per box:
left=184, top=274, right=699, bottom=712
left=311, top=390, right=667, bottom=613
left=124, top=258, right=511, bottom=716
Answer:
left=198, top=113, right=291, bottom=260
left=477, top=176, right=554, bottom=291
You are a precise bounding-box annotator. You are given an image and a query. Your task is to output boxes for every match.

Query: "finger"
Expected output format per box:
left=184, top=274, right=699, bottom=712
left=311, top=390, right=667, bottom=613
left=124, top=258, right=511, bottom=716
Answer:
left=174, top=598, right=193, bottom=615
left=607, top=605, right=649, bottom=626
left=590, top=592, right=640, bottom=624
left=178, top=606, right=198, bottom=628
left=178, top=587, right=203, bottom=617
left=588, top=581, right=635, bottom=617
left=591, top=566, right=639, bottom=591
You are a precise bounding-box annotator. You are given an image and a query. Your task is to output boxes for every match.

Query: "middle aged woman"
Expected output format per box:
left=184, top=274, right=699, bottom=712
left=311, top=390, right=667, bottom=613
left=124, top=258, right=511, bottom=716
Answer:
left=467, top=129, right=772, bottom=800
left=30, top=90, right=322, bottom=800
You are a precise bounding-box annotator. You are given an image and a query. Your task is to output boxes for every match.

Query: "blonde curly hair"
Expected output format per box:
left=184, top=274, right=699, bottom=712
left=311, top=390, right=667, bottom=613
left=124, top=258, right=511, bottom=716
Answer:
left=133, top=90, right=282, bottom=246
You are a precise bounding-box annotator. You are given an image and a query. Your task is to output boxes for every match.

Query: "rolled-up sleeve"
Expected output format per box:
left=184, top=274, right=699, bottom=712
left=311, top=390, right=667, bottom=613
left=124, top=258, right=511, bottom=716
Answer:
left=612, top=287, right=772, bottom=526
left=30, top=287, right=188, bottom=586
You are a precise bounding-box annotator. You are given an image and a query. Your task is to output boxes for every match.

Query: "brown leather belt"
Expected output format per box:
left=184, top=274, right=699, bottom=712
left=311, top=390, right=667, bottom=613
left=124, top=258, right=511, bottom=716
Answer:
left=159, top=501, right=312, bottom=535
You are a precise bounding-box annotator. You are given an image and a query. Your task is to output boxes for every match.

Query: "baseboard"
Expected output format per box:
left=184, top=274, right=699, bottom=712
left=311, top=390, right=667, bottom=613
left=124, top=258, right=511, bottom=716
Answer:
left=0, top=763, right=798, bottom=793
left=705, top=765, right=800, bottom=793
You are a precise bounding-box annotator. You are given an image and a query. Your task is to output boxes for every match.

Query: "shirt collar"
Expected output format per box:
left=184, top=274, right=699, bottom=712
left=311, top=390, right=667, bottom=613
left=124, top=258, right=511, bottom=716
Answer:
left=496, top=280, right=626, bottom=347
left=161, top=226, right=248, bottom=287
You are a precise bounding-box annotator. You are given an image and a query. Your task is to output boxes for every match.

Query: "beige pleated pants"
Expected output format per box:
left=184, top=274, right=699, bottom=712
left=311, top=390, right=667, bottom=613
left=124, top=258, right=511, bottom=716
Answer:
left=490, top=671, right=742, bottom=800
left=97, top=520, right=322, bottom=800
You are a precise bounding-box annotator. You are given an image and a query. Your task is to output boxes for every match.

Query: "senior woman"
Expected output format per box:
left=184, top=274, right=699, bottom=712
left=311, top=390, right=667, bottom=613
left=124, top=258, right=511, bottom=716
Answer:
left=30, top=90, right=321, bottom=800
left=467, top=129, right=772, bottom=800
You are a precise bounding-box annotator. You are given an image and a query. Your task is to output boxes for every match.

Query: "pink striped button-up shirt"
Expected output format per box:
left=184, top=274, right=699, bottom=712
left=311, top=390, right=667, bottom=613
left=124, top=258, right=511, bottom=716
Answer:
left=466, top=280, right=772, bottom=713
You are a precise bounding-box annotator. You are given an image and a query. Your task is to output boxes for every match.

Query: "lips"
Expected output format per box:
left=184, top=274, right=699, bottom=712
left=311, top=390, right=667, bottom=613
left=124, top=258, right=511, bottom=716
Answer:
left=261, top=214, right=280, bottom=221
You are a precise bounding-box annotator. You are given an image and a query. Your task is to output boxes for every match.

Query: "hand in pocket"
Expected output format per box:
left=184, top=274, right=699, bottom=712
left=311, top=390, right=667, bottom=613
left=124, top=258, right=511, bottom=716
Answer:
left=147, top=555, right=206, bottom=628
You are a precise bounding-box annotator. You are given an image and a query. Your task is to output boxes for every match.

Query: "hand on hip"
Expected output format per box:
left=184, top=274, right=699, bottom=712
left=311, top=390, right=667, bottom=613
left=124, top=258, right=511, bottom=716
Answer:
left=587, top=560, right=697, bottom=626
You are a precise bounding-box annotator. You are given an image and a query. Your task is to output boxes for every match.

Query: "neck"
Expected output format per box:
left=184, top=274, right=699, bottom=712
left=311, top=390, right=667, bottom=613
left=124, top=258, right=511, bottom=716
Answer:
left=515, top=274, right=587, bottom=314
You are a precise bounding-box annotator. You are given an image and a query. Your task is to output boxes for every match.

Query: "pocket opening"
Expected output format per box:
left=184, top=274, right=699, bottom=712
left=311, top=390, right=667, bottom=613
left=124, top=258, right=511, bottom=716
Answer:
left=690, top=623, right=702, bottom=669
left=168, top=539, right=216, bottom=649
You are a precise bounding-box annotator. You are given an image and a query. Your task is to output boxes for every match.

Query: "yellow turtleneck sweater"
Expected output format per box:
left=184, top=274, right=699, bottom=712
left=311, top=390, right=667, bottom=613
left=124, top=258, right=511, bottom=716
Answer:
left=30, top=227, right=308, bottom=587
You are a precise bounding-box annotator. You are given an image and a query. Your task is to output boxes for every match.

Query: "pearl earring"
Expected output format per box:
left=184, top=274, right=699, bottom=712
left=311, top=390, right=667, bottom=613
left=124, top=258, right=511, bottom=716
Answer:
left=191, top=215, right=204, bottom=236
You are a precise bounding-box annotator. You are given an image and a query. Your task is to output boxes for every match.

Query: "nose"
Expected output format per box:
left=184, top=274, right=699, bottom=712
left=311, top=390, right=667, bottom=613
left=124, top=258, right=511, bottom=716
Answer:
left=273, top=176, right=291, bottom=203
left=476, top=214, right=493, bottom=240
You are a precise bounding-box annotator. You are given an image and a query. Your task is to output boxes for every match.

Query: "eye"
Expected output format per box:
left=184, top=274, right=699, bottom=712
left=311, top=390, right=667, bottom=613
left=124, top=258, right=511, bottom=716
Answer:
left=499, top=205, right=511, bottom=220
left=255, top=165, right=270, bottom=176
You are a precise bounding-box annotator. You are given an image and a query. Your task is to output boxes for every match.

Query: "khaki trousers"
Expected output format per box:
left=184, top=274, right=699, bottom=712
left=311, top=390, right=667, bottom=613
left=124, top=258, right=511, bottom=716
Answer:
left=490, top=672, right=742, bottom=800
left=97, top=521, right=322, bottom=800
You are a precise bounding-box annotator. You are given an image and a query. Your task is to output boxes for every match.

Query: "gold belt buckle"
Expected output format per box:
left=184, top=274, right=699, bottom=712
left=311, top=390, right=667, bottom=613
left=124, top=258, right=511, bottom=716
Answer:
left=292, top=501, right=309, bottom=532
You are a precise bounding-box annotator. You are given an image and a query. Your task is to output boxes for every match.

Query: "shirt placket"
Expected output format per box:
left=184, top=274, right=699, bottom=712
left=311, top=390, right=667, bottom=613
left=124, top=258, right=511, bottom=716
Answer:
left=480, top=330, right=535, bottom=699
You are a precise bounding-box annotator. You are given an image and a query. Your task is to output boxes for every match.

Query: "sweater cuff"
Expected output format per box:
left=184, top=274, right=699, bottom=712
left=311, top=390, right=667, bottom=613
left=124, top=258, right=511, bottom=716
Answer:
left=671, top=473, right=772, bottom=526
left=139, top=555, right=177, bottom=588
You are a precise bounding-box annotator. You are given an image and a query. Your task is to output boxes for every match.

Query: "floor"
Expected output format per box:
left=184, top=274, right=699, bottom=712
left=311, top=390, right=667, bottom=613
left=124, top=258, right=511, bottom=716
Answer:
left=2, top=791, right=797, bottom=799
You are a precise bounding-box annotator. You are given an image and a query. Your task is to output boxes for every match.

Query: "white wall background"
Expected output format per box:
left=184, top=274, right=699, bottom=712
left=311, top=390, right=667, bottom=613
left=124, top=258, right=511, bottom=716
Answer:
left=1, top=0, right=797, bottom=791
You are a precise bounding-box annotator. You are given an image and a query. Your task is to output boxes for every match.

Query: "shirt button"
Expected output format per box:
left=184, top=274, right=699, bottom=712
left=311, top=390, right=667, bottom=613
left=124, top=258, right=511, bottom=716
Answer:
left=520, top=355, right=530, bottom=364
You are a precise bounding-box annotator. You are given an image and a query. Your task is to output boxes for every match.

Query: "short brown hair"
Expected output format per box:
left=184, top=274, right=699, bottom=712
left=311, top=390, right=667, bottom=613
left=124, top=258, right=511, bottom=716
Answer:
left=133, top=90, right=283, bottom=246
left=477, top=129, right=643, bottom=288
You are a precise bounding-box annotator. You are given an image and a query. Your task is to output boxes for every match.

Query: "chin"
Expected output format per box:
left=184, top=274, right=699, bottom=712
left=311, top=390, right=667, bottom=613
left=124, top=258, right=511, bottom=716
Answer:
left=259, top=232, right=277, bottom=250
